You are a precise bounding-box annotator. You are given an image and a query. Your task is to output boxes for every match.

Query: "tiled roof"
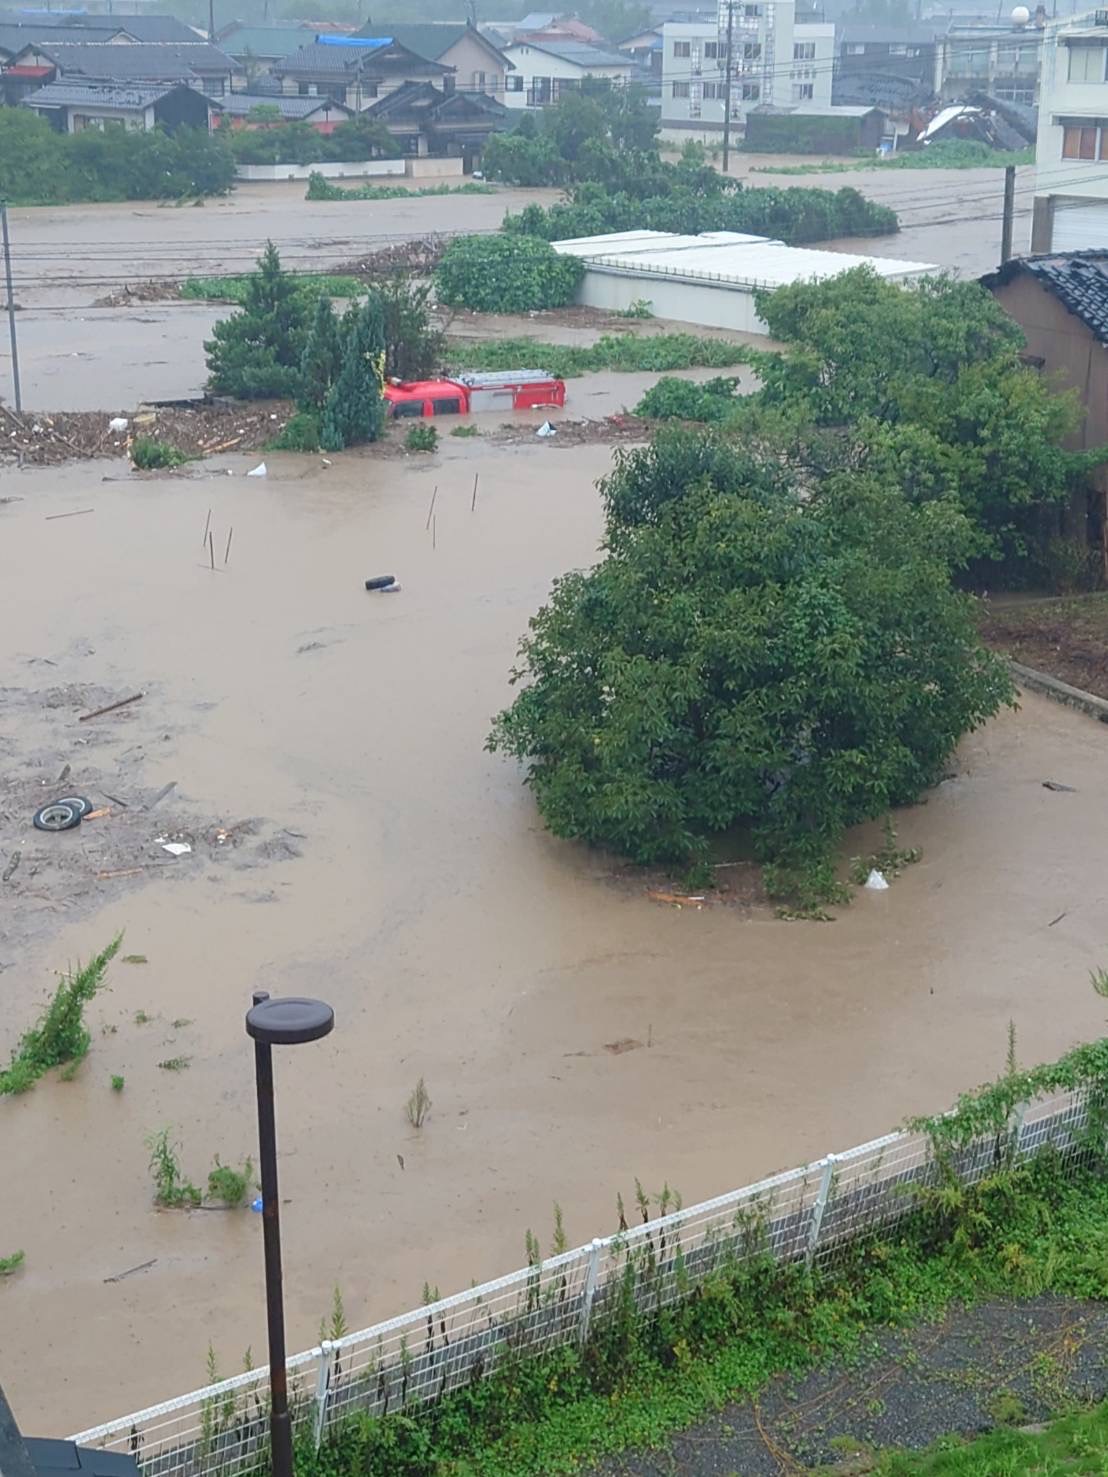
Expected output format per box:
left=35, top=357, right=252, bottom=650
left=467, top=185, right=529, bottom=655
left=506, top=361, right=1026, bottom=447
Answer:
left=219, top=89, right=352, bottom=116
left=70, top=13, right=202, bottom=42
left=22, top=78, right=186, bottom=107
left=23, top=39, right=238, bottom=76
left=366, top=22, right=466, bottom=58
left=220, top=24, right=315, bottom=58
left=273, top=39, right=385, bottom=73
left=0, top=22, right=120, bottom=53
left=1017, top=253, right=1108, bottom=347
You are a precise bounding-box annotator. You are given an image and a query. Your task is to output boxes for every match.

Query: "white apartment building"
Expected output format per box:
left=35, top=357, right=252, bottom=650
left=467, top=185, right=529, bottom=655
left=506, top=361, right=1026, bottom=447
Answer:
left=659, top=4, right=831, bottom=136
left=1033, top=10, right=1108, bottom=250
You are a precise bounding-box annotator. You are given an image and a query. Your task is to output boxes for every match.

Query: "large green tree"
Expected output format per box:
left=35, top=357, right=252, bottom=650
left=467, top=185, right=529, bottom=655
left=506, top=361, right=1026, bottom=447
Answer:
left=745, top=268, right=1097, bottom=580
left=489, top=429, right=1012, bottom=898
left=205, top=242, right=309, bottom=399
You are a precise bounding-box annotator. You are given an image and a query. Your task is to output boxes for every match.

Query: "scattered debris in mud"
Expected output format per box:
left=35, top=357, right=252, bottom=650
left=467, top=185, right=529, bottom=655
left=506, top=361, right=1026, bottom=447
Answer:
left=334, top=237, right=448, bottom=279
left=1, top=400, right=294, bottom=465
left=0, top=680, right=303, bottom=954
left=93, top=280, right=181, bottom=307
left=489, top=414, right=647, bottom=448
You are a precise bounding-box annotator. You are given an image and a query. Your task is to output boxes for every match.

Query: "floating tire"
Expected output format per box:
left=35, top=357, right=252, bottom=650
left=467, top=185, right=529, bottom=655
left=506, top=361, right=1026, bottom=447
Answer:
left=365, top=575, right=396, bottom=591
left=33, top=802, right=82, bottom=833
left=55, top=795, right=94, bottom=817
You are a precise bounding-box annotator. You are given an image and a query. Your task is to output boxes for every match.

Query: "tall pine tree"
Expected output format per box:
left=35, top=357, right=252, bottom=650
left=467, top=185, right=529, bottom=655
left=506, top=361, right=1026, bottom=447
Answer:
left=299, top=296, right=342, bottom=412
left=321, top=293, right=386, bottom=452
left=205, top=241, right=308, bottom=399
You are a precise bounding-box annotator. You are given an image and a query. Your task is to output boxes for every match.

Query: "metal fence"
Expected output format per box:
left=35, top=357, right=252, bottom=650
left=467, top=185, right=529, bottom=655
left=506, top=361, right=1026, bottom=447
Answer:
left=68, top=1085, right=1095, bottom=1477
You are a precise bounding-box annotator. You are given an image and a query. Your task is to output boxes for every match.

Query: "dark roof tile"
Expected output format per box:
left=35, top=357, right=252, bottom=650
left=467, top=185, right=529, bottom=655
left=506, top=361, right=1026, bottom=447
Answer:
left=984, top=251, right=1108, bottom=348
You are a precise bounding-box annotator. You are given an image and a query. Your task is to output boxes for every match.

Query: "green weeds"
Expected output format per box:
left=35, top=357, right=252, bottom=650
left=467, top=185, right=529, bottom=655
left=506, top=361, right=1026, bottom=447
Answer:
left=405, top=1077, right=431, bottom=1128
left=207, top=1156, right=254, bottom=1208
left=404, top=423, right=438, bottom=454
left=0, top=936, right=121, bottom=1094
left=131, top=437, right=192, bottom=471
left=147, top=1128, right=202, bottom=1209
left=0, top=1250, right=25, bottom=1276
left=110, top=1074, right=125, bottom=1092
left=446, top=332, right=747, bottom=381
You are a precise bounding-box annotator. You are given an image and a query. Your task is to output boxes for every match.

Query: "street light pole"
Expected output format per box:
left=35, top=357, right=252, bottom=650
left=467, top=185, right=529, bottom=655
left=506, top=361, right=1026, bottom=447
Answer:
left=246, top=992, right=335, bottom=1477
left=721, top=0, right=735, bottom=175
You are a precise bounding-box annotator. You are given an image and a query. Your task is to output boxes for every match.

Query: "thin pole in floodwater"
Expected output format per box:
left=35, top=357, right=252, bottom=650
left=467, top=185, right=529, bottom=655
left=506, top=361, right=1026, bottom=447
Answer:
left=471, top=473, right=479, bottom=512
left=225, top=526, right=234, bottom=565
left=203, top=506, right=212, bottom=549
left=1, top=203, right=22, bottom=416
left=433, top=513, right=437, bottom=551
left=425, top=484, right=438, bottom=530
left=721, top=0, right=735, bottom=176
left=209, top=530, right=215, bottom=571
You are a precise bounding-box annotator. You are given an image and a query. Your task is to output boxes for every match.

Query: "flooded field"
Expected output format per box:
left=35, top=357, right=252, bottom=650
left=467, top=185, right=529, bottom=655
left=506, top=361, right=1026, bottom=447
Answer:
left=1, top=162, right=1021, bottom=412
left=1, top=437, right=1106, bottom=1434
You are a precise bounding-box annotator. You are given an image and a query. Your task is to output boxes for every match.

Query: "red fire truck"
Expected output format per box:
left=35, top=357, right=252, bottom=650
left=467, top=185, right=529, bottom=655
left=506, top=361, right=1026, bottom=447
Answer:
left=383, top=370, right=566, bottom=419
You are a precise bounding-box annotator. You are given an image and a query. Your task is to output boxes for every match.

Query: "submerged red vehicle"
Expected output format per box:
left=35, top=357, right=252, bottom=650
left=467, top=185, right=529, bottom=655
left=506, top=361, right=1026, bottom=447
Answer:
left=383, top=370, right=566, bottom=419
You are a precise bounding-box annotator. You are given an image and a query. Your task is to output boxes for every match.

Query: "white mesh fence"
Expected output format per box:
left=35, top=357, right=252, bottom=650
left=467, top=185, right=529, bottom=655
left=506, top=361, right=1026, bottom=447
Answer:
left=69, top=1086, right=1099, bottom=1477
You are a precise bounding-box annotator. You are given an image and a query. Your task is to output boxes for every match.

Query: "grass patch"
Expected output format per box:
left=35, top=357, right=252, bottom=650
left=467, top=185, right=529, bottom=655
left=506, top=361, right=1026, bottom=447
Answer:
left=207, top=1156, right=254, bottom=1207
left=268, top=411, right=321, bottom=453
left=0, top=937, right=121, bottom=1095
left=110, top=1073, right=125, bottom=1092
left=867, top=1400, right=1108, bottom=1474
left=180, top=273, right=364, bottom=305
left=751, top=141, right=1035, bottom=175
left=405, top=423, right=438, bottom=454
left=446, top=332, right=747, bottom=380
left=0, top=1250, right=25, bottom=1276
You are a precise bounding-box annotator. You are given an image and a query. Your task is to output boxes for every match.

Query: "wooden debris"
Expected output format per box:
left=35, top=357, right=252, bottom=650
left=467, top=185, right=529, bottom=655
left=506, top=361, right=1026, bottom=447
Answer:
left=79, top=692, right=144, bottom=722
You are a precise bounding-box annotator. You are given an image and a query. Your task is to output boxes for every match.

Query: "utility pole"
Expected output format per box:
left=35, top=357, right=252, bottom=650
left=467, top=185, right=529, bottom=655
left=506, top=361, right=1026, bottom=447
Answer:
left=208, top=0, right=215, bottom=41
left=1, top=203, right=22, bottom=416
left=1000, top=163, right=1016, bottom=263
left=721, top=0, right=735, bottom=175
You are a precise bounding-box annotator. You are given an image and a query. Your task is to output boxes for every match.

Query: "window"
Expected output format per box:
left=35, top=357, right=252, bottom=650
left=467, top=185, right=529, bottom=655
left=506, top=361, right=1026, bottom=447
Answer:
left=432, top=397, right=462, bottom=415
left=793, top=41, right=815, bottom=59
left=393, top=401, right=425, bottom=418
left=792, top=81, right=813, bottom=98
left=506, top=73, right=522, bottom=90
left=743, top=4, right=761, bottom=15
left=702, top=80, right=722, bottom=97
left=673, top=39, right=690, bottom=56
left=845, top=42, right=865, bottom=53
left=742, top=41, right=761, bottom=59
left=672, top=80, right=689, bottom=96
left=741, top=80, right=759, bottom=98
left=472, top=69, right=486, bottom=87
left=703, top=40, right=718, bottom=58
left=1068, top=44, right=1106, bottom=82
left=1062, top=123, right=1098, bottom=158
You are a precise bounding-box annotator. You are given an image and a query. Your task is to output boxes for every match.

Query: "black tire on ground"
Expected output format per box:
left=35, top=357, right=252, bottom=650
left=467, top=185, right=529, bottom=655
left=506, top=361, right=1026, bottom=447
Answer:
left=33, top=802, right=82, bottom=833
left=54, top=795, right=94, bottom=817
left=365, top=575, right=396, bottom=591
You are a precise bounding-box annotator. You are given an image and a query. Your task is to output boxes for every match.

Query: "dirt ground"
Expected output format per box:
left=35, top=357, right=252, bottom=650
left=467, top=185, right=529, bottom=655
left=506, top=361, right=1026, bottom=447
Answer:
left=1, top=436, right=1107, bottom=1437
left=0, top=162, right=1020, bottom=413
left=981, top=596, right=1108, bottom=701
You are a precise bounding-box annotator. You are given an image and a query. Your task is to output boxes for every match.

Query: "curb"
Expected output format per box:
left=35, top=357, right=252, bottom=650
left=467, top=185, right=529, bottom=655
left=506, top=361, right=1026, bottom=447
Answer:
left=1008, top=659, right=1108, bottom=725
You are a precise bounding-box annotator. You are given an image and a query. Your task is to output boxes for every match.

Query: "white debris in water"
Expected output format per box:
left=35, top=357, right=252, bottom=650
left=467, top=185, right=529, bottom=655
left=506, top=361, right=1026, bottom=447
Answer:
left=247, top=462, right=267, bottom=477
left=864, top=869, right=889, bottom=891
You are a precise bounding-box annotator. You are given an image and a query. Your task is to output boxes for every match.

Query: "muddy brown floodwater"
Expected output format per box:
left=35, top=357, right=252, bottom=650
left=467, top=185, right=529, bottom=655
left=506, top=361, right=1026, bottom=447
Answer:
left=1, top=438, right=1106, bottom=1436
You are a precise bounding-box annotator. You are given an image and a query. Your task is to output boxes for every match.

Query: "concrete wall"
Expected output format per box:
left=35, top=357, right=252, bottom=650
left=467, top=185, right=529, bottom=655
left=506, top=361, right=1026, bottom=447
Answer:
left=405, top=154, right=464, bottom=176
left=577, top=265, right=767, bottom=334
left=234, top=157, right=406, bottom=180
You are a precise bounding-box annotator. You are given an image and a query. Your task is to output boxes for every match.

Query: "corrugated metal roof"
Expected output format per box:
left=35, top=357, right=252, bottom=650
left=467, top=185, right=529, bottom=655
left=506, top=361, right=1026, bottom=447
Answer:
left=22, top=77, right=187, bottom=106
left=551, top=229, right=935, bottom=289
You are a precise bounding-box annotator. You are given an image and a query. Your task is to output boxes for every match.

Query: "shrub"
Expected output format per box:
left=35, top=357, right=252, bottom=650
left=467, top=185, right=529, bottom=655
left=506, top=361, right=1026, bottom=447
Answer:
left=435, top=236, right=584, bottom=314
left=635, top=376, right=739, bottom=422
left=447, top=332, right=747, bottom=380
left=321, top=296, right=386, bottom=451
left=270, top=411, right=322, bottom=452
left=181, top=273, right=363, bottom=304
left=132, top=437, right=191, bottom=470
left=405, top=423, right=438, bottom=453
left=207, top=1156, right=254, bottom=1207
left=377, top=276, right=444, bottom=382
left=0, top=938, right=121, bottom=1095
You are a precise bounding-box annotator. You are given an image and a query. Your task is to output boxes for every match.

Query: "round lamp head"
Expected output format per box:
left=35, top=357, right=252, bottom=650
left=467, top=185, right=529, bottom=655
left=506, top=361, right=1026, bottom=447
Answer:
left=246, top=995, right=334, bottom=1046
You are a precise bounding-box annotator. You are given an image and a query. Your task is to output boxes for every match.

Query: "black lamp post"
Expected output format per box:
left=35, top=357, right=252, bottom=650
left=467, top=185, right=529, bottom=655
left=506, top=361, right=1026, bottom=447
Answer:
left=245, top=992, right=335, bottom=1477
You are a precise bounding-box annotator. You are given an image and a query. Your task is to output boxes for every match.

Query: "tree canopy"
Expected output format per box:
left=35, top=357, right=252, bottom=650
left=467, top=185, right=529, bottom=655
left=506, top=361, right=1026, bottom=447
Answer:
left=489, top=429, right=1012, bottom=902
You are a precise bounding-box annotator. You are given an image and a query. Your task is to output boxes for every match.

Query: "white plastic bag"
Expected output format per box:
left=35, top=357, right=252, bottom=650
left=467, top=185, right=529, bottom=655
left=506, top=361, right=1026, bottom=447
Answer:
left=864, top=869, right=889, bottom=891
left=535, top=421, right=556, bottom=438
left=247, top=461, right=267, bottom=478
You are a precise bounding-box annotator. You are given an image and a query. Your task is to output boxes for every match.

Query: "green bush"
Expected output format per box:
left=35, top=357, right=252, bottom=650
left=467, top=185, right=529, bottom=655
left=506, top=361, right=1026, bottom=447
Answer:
left=269, top=412, right=322, bottom=452
left=504, top=182, right=897, bottom=245
left=0, top=938, right=121, bottom=1095
left=227, top=114, right=395, bottom=167
left=131, top=438, right=191, bottom=470
left=305, top=172, right=494, bottom=201
left=205, top=242, right=311, bottom=400
left=435, top=236, right=584, bottom=314
left=447, top=332, right=747, bottom=380
left=0, top=110, right=234, bottom=205
left=405, top=422, right=438, bottom=453
left=181, top=273, right=363, bottom=304
left=635, top=376, right=739, bottom=422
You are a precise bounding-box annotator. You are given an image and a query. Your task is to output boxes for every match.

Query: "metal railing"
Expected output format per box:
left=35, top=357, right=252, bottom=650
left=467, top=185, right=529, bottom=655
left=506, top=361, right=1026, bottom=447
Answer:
left=68, top=1084, right=1095, bottom=1477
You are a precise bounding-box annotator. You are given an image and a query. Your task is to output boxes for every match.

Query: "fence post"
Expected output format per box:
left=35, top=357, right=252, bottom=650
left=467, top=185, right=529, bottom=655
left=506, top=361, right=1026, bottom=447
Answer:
left=311, top=1341, right=336, bottom=1449
left=578, top=1239, right=604, bottom=1347
left=1008, top=1100, right=1029, bottom=1162
left=805, top=1155, right=837, bottom=1270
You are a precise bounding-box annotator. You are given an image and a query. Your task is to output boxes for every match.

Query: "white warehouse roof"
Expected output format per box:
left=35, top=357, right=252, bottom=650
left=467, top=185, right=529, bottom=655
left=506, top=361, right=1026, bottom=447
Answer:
left=552, top=230, right=936, bottom=289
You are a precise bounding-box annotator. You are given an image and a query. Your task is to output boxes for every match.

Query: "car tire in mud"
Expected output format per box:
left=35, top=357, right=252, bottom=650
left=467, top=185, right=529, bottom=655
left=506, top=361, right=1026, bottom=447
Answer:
left=33, top=802, right=83, bottom=832
left=365, top=575, right=396, bottom=591
left=54, top=795, right=95, bottom=817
